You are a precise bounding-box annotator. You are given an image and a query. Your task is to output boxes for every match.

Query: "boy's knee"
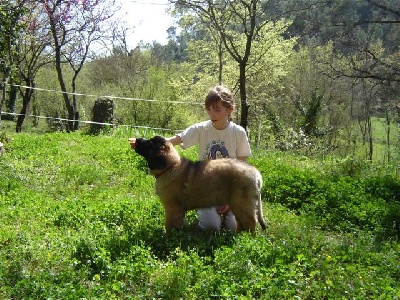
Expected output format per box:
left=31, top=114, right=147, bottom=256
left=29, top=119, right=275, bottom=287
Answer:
left=223, top=213, right=237, bottom=231
left=197, top=208, right=221, bottom=231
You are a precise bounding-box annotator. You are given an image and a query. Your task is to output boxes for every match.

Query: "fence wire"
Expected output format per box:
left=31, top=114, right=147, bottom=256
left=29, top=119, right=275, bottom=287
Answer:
left=1, top=83, right=203, bottom=133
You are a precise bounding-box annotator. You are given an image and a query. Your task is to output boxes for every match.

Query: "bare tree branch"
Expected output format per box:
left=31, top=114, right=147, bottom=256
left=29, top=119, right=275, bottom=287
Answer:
left=364, top=0, right=400, bottom=18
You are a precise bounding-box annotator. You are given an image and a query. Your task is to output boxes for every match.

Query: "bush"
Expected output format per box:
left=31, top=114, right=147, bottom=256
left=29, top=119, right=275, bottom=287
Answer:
left=255, top=153, right=400, bottom=239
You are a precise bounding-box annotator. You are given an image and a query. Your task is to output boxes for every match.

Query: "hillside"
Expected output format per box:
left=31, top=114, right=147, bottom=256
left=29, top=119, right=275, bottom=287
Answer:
left=0, top=131, right=399, bottom=299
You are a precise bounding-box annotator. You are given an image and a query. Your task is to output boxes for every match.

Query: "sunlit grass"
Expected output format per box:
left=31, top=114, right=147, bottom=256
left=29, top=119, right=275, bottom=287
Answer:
left=0, top=131, right=399, bottom=299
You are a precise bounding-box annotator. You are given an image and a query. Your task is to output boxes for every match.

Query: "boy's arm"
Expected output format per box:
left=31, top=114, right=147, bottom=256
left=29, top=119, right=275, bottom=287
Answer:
left=166, top=135, right=182, bottom=146
left=128, top=135, right=182, bottom=149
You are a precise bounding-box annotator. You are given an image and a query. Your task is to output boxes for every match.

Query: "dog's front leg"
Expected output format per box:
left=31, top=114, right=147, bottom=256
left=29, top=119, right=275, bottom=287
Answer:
left=164, top=205, right=185, bottom=231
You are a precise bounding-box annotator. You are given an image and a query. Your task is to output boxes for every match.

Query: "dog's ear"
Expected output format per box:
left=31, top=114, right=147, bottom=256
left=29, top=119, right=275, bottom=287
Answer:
left=148, top=153, right=167, bottom=170
left=152, top=137, right=166, bottom=169
left=151, top=136, right=166, bottom=150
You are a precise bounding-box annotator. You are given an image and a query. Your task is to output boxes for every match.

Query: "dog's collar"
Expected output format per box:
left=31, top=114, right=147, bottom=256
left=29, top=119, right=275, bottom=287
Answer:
left=154, top=164, right=175, bottom=179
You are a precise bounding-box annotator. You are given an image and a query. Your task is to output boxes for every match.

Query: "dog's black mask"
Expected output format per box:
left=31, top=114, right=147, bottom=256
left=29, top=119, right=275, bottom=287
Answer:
left=135, top=136, right=168, bottom=170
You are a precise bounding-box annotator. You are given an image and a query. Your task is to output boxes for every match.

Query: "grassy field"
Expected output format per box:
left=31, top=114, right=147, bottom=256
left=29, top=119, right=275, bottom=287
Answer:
left=1, top=129, right=400, bottom=299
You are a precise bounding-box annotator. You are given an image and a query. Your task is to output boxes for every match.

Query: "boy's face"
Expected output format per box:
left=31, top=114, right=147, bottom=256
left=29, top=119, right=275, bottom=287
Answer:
left=206, top=100, right=233, bottom=128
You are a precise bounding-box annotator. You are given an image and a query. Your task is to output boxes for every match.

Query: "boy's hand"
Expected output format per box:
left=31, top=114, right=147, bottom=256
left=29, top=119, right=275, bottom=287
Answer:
left=128, top=138, right=136, bottom=149
left=216, top=205, right=230, bottom=215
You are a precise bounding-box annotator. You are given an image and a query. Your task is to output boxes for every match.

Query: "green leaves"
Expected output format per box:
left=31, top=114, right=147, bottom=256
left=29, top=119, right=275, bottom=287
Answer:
left=256, top=151, right=400, bottom=238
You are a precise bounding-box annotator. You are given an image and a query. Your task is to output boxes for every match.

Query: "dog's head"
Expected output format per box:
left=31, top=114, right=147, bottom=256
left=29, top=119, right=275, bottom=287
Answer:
left=134, top=136, right=168, bottom=170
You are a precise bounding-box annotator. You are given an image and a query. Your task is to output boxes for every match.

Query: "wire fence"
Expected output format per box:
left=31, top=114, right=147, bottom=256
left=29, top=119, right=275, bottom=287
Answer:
left=9, top=84, right=204, bottom=105
left=0, top=111, right=177, bottom=132
left=0, top=83, right=205, bottom=133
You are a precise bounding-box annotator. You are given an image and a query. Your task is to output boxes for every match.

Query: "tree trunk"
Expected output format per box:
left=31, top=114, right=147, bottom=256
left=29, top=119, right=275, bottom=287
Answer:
left=0, top=76, right=10, bottom=126
left=54, top=50, right=75, bottom=132
left=50, top=11, right=76, bottom=132
left=385, top=110, right=390, bottom=163
left=16, top=103, right=28, bottom=133
left=217, top=39, right=223, bottom=85
left=16, top=86, right=34, bottom=133
left=72, top=76, right=80, bottom=130
left=367, top=116, right=373, bottom=161
left=8, top=85, right=17, bottom=118
left=239, top=62, right=249, bottom=131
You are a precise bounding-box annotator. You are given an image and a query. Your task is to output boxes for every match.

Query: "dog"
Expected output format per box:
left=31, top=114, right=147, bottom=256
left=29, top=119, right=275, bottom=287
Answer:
left=131, top=136, right=266, bottom=233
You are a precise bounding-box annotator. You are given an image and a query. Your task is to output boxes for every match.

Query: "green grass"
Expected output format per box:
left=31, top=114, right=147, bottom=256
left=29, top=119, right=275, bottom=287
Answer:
left=1, top=131, right=400, bottom=299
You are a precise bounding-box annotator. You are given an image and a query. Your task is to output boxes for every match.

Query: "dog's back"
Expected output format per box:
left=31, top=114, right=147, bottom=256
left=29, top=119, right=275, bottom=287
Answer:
left=168, top=158, right=266, bottom=231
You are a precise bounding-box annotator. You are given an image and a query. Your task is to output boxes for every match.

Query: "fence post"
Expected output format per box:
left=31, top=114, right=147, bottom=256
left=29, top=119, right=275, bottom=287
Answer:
left=90, top=97, right=114, bottom=134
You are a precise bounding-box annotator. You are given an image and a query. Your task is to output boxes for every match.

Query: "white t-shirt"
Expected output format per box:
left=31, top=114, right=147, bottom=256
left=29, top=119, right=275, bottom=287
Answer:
left=178, top=120, right=251, bottom=160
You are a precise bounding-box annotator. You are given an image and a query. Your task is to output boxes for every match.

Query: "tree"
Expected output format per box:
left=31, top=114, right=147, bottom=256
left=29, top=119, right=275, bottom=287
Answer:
left=40, top=0, right=117, bottom=131
left=0, top=0, right=27, bottom=127
left=295, top=87, right=323, bottom=136
left=282, top=0, right=399, bottom=159
left=332, top=0, right=400, bottom=83
left=171, top=0, right=283, bottom=130
left=291, top=0, right=400, bottom=83
left=14, top=1, right=53, bottom=132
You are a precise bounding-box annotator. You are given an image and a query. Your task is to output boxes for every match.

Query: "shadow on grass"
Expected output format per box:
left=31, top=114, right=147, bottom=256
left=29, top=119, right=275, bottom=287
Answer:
left=71, top=220, right=239, bottom=280
left=131, top=222, right=238, bottom=260
left=71, top=212, right=239, bottom=273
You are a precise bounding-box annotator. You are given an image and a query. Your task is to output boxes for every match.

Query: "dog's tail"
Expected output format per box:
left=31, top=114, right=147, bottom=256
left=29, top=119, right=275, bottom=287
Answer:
left=256, top=172, right=267, bottom=230
left=257, top=195, right=267, bottom=230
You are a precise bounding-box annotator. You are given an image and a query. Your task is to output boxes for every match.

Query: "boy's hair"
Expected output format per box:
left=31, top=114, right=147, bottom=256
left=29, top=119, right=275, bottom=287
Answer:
left=205, top=85, right=235, bottom=109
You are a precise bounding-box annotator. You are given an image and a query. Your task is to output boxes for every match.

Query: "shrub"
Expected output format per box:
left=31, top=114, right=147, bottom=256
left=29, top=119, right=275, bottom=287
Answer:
left=255, top=153, right=400, bottom=239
